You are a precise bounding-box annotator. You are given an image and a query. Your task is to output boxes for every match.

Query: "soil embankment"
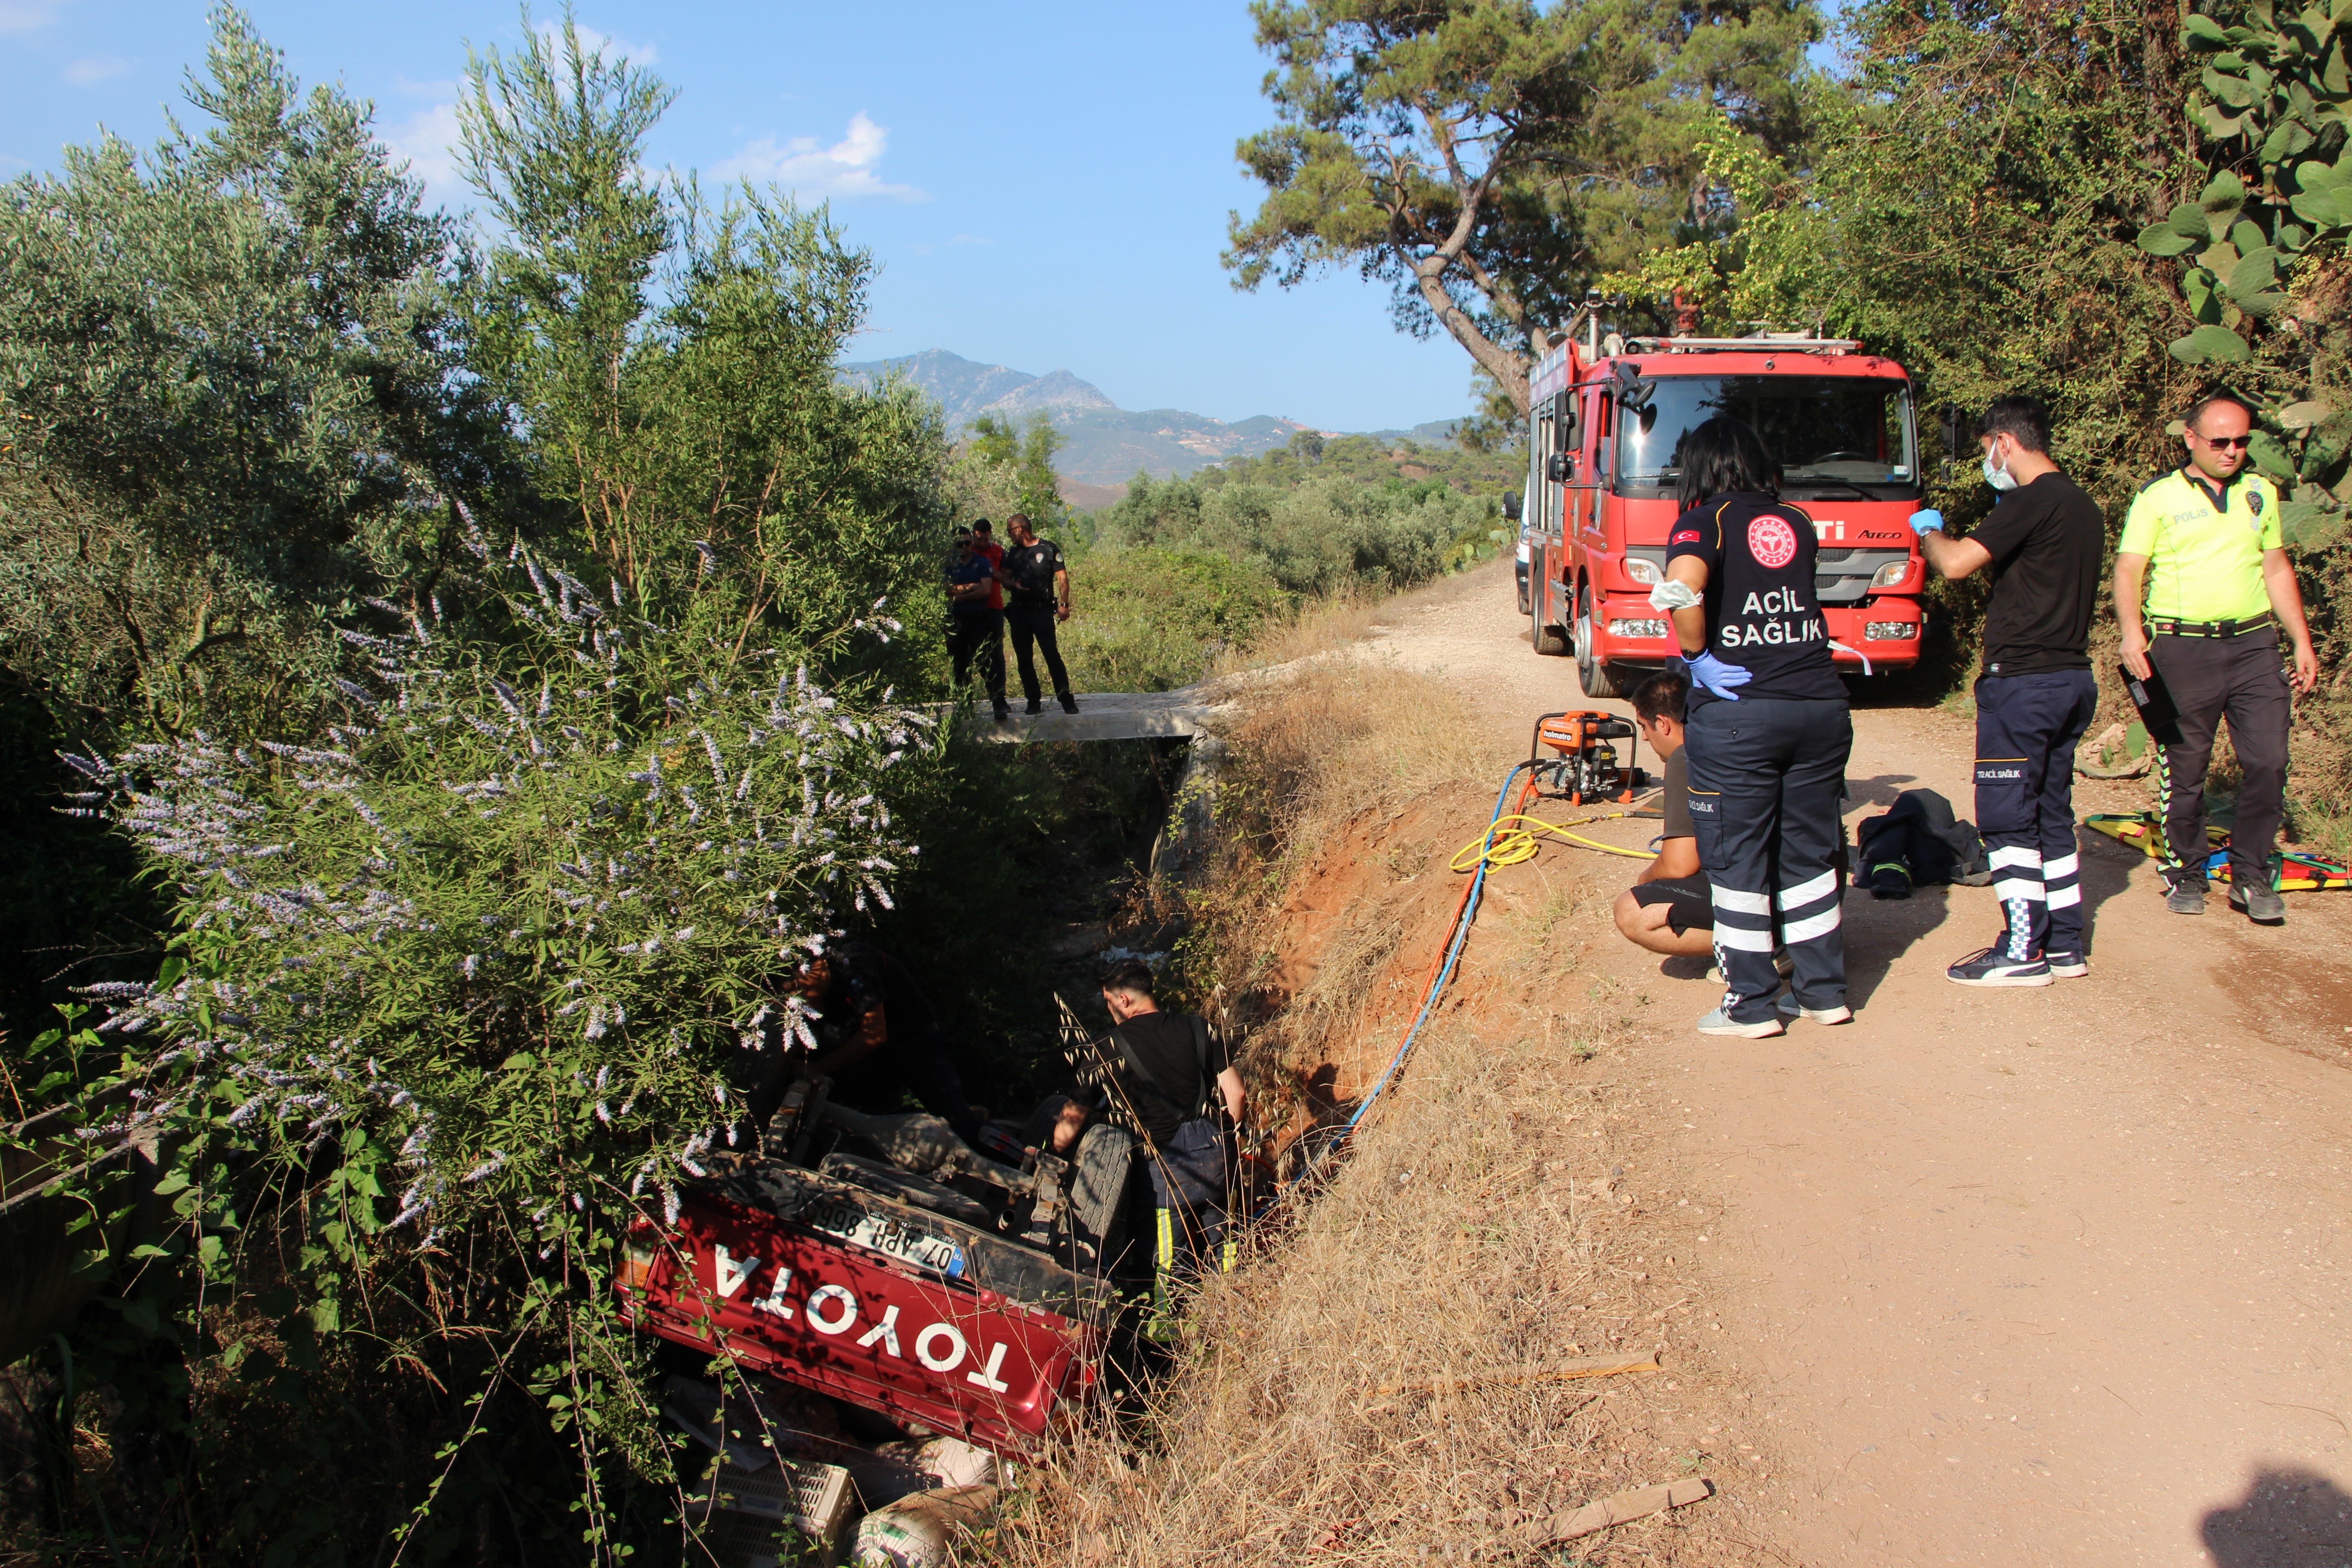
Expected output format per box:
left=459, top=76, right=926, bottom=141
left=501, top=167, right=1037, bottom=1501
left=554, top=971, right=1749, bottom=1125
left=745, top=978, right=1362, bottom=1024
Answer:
left=1335, top=559, right=2352, bottom=1565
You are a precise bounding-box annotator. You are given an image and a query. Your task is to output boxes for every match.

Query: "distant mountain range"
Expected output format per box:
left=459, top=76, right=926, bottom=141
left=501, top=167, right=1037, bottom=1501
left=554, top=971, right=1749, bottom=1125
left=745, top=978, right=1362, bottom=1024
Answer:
left=837, top=348, right=1461, bottom=489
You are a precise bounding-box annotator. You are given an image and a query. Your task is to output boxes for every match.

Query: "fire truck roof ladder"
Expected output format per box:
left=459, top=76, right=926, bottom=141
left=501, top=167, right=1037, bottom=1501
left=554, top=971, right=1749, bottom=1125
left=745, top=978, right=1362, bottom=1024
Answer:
left=1625, top=333, right=1861, bottom=355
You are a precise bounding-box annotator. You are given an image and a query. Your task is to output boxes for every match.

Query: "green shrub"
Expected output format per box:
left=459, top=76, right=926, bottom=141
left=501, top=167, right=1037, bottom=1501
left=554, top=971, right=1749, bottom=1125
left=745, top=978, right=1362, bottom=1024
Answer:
left=42, top=526, right=928, bottom=1556
left=1058, top=548, right=1287, bottom=691
left=1095, top=474, right=1499, bottom=597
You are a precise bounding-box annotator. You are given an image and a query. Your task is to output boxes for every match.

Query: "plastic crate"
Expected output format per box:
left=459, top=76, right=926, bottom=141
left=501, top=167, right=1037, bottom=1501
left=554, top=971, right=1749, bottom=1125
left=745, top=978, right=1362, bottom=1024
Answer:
left=687, top=1455, right=854, bottom=1568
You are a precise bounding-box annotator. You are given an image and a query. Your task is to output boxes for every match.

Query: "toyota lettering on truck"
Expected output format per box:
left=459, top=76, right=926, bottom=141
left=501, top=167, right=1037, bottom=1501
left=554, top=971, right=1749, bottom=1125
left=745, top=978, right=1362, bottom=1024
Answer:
left=1520, top=328, right=1928, bottom=699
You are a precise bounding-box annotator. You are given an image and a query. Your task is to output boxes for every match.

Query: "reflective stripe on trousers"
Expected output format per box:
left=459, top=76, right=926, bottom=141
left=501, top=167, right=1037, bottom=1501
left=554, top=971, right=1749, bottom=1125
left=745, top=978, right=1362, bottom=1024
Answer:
left=1974, top=669, right=2099, bottom=958
left=1685, top=696, right=1854, bottom=1023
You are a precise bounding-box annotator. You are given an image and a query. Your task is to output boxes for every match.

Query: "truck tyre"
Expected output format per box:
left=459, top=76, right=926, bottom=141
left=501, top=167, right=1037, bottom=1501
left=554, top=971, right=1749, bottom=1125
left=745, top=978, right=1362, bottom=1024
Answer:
left=1575, top=587, right=1625, bottom=699
left=1529, top=583, right=1569, bottom=656
left=1062, top=1122, right=1135, bottom=1273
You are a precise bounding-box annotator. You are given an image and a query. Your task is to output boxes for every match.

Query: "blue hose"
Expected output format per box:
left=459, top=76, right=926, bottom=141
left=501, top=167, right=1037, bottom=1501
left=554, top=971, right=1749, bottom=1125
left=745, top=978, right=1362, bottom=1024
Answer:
left=1328, top=760, right=1530, bottom=1152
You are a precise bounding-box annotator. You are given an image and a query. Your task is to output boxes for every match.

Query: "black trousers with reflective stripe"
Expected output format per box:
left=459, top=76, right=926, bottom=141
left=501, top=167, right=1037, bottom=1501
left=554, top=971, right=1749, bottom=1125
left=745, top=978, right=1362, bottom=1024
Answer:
left=1974, top=669, right=2098, bottom=958
left=2150, top=627, right=2292, bottom=888
left=1685, top=696, right=1853, bottom=1023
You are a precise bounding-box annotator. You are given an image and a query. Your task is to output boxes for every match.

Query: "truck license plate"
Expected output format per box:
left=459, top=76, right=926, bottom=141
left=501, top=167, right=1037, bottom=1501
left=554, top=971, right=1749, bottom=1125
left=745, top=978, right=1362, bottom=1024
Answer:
left=800, top=1199, right=966, bottom=1279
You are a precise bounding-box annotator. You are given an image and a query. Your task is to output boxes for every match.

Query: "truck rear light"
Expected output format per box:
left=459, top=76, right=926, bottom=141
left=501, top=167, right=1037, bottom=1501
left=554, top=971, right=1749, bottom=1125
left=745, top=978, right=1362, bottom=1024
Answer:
left=1607, top=617, right=1669, bottom=639
left=1864, top=621, right=1919, bottom=641
left=1623, top=558, right=1662, bottom=585
left=1869, top=559, right=1911, bottom=588
left=619, top=1227, right=661, bottom=1291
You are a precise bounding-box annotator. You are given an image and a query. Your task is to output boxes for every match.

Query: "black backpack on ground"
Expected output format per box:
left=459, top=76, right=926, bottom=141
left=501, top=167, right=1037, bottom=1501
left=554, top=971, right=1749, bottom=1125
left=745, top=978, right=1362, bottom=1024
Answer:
left=1853, top=788, right=1992, bottom=898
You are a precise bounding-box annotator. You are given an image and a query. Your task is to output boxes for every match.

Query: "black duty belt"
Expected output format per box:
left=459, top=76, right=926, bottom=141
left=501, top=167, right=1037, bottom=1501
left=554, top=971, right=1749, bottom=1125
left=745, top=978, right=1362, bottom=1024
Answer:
left=2148, top=614, right=2273, bottom=638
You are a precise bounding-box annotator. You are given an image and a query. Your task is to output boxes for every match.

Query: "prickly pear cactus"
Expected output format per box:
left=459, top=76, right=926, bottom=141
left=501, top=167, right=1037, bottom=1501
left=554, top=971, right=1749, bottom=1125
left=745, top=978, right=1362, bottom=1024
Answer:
left=2137, top=1, right=2352, bottom=543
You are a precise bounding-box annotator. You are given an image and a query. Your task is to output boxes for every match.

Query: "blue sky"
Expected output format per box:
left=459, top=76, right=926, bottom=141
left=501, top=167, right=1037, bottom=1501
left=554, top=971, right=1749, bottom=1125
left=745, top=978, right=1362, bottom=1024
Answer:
left=0, top=2, right=1477, bottom=431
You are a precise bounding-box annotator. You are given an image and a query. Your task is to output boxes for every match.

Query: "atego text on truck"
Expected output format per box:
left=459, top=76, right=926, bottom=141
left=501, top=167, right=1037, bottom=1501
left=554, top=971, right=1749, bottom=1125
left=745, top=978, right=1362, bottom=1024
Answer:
left=1520, top=333, right=1927, bottom=699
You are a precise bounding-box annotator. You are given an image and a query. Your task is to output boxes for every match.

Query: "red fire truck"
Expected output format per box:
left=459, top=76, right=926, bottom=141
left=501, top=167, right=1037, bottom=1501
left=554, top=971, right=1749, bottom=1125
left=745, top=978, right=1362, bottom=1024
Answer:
left=1521, top=332, right=1928, bottom=698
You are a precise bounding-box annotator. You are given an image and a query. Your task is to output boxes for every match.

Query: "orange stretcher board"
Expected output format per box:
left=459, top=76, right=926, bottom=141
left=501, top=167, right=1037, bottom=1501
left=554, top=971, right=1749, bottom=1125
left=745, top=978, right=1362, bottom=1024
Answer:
left=2082, top=812, right=2351, bottom=892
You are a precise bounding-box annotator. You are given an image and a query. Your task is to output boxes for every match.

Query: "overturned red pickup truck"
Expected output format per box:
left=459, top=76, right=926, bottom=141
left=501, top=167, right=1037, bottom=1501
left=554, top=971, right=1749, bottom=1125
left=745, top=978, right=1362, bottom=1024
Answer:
left=616, top=1079, right=1128, bottom=1453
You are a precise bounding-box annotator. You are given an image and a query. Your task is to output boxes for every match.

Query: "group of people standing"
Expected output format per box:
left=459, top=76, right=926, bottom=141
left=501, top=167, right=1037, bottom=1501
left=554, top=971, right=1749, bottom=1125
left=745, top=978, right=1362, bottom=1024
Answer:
left=1617, top=392, right=2316, bottom=1037
left=946, top=514, right=1080, bottom=719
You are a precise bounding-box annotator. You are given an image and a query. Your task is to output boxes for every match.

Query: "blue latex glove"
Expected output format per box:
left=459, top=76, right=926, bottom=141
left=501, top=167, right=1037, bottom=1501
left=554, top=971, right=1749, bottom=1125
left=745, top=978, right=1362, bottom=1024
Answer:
left=1686, top=650, right=1753, bottom=701
left=1908, top=508, right=1946, bottom=533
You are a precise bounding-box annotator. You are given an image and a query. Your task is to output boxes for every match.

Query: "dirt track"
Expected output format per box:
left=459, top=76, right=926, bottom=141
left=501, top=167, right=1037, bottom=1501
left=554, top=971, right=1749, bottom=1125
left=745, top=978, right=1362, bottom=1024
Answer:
left=1351, top=558, right=2352, bottom=1567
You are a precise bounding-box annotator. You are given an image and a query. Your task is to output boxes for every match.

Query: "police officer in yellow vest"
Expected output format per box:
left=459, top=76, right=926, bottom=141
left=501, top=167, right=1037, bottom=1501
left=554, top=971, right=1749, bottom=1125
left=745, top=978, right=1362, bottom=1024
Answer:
left=2115, top=391, right=2319, bottom=923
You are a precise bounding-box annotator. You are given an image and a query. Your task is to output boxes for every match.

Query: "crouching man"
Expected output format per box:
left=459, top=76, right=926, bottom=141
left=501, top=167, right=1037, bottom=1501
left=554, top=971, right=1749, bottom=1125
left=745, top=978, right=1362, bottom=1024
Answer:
left=1611, top=671, right=1714, bottom=959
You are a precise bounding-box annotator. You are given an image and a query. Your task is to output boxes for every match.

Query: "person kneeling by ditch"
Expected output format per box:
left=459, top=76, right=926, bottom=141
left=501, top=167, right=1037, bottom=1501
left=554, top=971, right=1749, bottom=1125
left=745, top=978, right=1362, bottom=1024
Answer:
left=1091, top=959, right=1245, bottom=1317
left=1612, top=669, right=1795, bottom=985
left=1611, top=670, right=1715, bottom=962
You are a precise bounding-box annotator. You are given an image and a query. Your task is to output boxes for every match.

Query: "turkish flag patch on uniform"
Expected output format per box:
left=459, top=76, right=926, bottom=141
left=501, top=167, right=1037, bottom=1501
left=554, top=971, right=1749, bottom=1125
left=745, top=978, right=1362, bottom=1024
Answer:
left=1747, top=514, right=1798, bottom=569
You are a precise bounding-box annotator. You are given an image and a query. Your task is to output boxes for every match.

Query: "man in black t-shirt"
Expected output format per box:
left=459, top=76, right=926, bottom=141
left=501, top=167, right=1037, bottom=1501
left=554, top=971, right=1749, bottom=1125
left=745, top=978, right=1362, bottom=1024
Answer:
left=996, top=513, right=1078, bottom=715
left=1613, top=670, right=1715, bottom=958
left=1098, top=959, right=1243, bottom=1291
left=1913, top=395, right=2105, bottom=987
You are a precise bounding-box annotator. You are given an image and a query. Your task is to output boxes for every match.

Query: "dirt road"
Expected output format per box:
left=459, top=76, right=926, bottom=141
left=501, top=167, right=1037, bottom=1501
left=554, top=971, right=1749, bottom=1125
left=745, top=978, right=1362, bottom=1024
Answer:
left=1354, top=558, right=2352, bottom=1567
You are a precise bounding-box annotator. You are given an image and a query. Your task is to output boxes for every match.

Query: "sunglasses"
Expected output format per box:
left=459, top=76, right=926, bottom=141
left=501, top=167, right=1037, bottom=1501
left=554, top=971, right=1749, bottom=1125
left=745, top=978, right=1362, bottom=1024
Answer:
left=2193, top=432, right=2253, bottom=450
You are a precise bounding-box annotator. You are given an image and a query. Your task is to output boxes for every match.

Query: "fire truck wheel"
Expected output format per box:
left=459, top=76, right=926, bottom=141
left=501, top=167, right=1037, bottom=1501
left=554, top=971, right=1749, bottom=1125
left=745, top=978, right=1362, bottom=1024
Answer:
left=1575, top=588, right=1625, bottom=698
left=1529, top=592, right=1568, bottom=657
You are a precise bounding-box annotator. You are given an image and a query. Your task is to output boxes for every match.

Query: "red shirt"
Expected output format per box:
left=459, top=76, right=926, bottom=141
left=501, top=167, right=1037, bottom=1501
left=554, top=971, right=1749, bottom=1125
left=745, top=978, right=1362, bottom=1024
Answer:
left=974, top=540, right=1005, bottom=610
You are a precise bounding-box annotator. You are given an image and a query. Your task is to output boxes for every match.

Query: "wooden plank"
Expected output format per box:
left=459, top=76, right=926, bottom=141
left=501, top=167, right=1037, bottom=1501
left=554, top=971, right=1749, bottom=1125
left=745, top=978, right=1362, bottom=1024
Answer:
left=1526, top=1477, right=1711, bottom=1546
left=1376, top=1350, right=1660, bottom=1398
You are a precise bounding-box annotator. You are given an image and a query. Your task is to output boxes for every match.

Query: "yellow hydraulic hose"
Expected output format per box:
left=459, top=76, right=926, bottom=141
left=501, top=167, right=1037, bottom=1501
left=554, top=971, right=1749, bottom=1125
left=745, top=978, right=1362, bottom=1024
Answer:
left=1449, top=808, right=1656, bottom=872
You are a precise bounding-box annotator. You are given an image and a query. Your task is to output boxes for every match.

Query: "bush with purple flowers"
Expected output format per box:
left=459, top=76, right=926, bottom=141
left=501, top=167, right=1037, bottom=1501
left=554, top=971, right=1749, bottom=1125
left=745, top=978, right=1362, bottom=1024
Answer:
left=46, top=515, right=926, bottom=1537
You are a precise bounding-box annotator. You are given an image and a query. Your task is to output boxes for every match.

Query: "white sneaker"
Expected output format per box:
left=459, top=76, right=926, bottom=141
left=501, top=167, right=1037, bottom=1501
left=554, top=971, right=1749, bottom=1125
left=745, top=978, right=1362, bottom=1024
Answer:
left=1696, top=1007, right=1784, bottom=1039
left=1775, top=996, right=1854, bottom=1024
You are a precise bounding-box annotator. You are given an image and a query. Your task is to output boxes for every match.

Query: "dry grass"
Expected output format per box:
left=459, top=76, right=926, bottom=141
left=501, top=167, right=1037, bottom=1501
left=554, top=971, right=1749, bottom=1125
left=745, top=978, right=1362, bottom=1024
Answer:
left=985, top=1015, right=1764, bottom=1566
left=978, top=656, right=1782, bottom=1567
left=1212, top=583, right=1388, bottom=676
left=1177, top=660, right=1498, bottom=1107
left=1209, top=660, right=1502, bottom=851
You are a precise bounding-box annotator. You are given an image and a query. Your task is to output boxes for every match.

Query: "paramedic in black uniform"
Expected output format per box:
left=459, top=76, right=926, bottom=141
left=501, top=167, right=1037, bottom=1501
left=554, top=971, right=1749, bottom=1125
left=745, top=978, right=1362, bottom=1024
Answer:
left=1661, top=416, right=1853, bottom=1038
left=1910, top=395, right=2107, bottom=985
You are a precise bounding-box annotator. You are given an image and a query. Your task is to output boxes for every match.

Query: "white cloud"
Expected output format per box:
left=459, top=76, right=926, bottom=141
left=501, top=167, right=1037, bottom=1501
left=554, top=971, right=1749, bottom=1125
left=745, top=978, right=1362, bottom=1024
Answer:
left=0, top=0, right=61, bottom=34
left=63, top=54, right=129, bottom=86
left=710, top=113, right=926, bottom=202
left=385, top=101, right=467, bottom=210
left=537, top=19, right=656, bottom=65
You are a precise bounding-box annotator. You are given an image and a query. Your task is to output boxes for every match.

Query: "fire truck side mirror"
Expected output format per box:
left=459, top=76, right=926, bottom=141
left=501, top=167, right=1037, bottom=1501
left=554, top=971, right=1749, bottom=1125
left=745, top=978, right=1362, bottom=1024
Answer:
left=1546, top=452, right=1571, bottom=483
left=1938, top=405, right=1969, bottom=457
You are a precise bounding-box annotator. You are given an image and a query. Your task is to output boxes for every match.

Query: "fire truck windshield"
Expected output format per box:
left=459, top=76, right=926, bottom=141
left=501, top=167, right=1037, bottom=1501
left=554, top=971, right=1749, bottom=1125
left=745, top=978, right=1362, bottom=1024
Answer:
left=1614, top=374, right=1919, bottom=502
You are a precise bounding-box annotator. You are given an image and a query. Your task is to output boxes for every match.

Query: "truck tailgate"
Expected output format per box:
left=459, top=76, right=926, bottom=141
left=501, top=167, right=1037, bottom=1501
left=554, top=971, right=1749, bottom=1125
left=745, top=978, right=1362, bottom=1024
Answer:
left=619, top=1177, right=1102, bottom=1452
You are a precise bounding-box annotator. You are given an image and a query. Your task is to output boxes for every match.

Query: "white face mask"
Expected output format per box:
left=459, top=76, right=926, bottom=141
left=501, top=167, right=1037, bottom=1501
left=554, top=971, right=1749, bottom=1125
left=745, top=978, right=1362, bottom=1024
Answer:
left=1982, top=444, right=2020, bottom=492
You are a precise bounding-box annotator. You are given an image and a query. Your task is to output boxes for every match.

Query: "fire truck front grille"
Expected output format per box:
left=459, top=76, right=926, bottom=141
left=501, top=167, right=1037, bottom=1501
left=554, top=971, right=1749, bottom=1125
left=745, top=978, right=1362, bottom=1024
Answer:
left=1814, top=549, right=1909, bottom=603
